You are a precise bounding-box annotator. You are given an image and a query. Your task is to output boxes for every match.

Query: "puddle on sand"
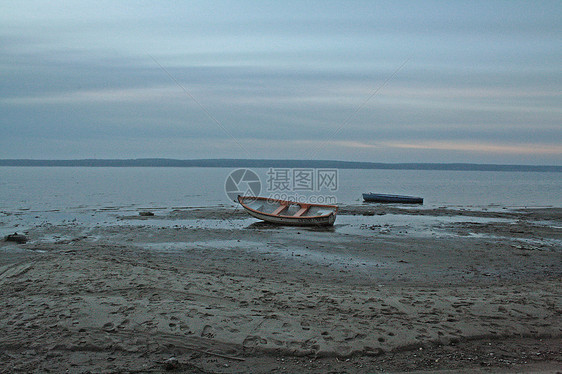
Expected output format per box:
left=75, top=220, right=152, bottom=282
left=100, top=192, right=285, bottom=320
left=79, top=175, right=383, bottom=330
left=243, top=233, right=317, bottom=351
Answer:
left=334, top=214, right=516, bottom=238
left=267, top=244, right=393, bottom=269
left=122, top=212, right=519, bottom=240
left=140, top=239, right=262, bottom=252
left=115, top=218, right=257, bottom=230
left=138, top=238, right=392, bottom=270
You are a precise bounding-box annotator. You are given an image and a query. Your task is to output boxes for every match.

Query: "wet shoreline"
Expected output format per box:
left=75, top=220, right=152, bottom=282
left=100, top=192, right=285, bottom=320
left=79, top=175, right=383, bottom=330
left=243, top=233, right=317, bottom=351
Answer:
left=1, top=205, right=560, bottom=372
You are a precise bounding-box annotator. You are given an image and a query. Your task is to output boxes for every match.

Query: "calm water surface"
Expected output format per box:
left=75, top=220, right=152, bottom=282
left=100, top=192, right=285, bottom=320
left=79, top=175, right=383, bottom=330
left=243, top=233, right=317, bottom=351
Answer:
left=1, top=167, right=560, bottom=212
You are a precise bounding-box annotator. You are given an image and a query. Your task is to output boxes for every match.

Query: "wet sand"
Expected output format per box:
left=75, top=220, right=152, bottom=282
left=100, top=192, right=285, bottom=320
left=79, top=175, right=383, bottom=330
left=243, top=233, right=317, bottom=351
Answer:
left=0, top=205, right=561, bottom=373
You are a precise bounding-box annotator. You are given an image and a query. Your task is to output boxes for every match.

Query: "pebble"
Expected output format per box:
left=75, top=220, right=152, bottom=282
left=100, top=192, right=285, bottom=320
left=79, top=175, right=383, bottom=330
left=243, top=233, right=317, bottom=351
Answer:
left=5, top=232, right=28, bottom=244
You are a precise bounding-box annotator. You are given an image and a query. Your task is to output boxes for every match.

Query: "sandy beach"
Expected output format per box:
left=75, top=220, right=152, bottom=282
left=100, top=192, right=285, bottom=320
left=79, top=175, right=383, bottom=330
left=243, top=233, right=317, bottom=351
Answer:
left=0, top=205, right=560, bottom=373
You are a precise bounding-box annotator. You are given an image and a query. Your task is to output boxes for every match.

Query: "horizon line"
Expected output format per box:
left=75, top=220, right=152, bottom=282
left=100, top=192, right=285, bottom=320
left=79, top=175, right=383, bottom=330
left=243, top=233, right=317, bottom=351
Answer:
left=0, top=158, right=560, bottom=172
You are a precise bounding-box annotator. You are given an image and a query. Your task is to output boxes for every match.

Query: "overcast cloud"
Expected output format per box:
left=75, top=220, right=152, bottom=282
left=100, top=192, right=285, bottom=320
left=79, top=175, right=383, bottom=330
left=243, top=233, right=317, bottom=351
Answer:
left=1, top=0, right=560, bottom=164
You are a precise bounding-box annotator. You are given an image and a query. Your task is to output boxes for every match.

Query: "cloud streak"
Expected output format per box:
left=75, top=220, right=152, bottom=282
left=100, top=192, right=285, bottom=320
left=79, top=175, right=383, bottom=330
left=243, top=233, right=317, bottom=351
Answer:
left=0, top=0, right=560, bottom=164
left=1, top=86, right=180, bottom=105
left=386, top=141, right=562, bottom=156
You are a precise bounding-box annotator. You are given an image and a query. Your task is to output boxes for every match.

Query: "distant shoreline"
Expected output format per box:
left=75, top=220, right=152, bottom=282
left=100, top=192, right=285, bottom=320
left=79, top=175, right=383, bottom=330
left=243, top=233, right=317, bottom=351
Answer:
left=0, top=158, right=560, bottom=172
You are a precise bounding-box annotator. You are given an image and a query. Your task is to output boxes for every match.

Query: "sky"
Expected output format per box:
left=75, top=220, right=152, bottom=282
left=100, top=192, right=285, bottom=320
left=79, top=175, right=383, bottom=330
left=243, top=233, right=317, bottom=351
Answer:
left=1, top=0, right=561, bottom=165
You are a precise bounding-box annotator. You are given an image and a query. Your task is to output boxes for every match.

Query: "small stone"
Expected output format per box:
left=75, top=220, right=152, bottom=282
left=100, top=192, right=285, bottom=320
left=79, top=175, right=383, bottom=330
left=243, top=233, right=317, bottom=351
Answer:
left=164, top=357, right=180, bottom=370
left=5, top=233, right=28, bottom=244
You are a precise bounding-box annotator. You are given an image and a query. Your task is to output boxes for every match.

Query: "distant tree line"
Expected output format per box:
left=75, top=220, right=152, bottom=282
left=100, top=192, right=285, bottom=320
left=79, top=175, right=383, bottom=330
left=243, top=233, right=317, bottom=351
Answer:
left=0, top=159, right=560, bottom=172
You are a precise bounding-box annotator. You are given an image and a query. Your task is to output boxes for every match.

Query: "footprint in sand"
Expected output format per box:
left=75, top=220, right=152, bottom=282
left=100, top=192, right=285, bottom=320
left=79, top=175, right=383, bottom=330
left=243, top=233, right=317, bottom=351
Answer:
left=117, top=319, right=130, bottom=330
left=102, top=322, right=115, bottom=332
left=243, top=335, right=267, bottom=349
left=201, top=325, right=215, bottom=338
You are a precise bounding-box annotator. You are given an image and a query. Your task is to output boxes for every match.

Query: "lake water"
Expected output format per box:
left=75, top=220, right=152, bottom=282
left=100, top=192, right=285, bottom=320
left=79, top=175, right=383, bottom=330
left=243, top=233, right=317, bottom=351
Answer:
left=1, top=167, right=560, bottom=213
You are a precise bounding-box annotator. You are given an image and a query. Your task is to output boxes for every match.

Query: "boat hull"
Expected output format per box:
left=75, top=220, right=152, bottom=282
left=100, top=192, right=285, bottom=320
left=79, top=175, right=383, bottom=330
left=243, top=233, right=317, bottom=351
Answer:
left=363, top=193, right=423, bottom=204
left=244, top=208, right=336, bottom=226
left=238, top=196, right=337, bottom=226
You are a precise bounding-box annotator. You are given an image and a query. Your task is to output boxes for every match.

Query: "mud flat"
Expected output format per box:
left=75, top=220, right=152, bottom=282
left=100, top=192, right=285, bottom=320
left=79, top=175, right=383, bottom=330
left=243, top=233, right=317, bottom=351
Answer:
left=0, top=205, right=560, bottom=373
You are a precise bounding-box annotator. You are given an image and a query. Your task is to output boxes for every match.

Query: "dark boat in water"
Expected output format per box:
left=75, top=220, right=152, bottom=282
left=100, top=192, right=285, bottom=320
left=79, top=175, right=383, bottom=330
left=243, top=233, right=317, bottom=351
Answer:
left=363, top=193, right=423, bottom=204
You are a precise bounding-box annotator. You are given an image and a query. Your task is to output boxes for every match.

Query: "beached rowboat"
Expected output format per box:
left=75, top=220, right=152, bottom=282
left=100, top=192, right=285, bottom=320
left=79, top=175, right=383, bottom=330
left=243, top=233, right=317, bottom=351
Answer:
left=238, top=196, right=338, bottom=226
left=363, top=193, right=423, bottom=204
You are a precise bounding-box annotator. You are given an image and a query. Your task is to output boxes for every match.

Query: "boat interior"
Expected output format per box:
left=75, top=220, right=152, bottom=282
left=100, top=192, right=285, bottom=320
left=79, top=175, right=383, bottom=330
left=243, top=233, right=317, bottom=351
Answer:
left=242, top=198, right=334, bottom=217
